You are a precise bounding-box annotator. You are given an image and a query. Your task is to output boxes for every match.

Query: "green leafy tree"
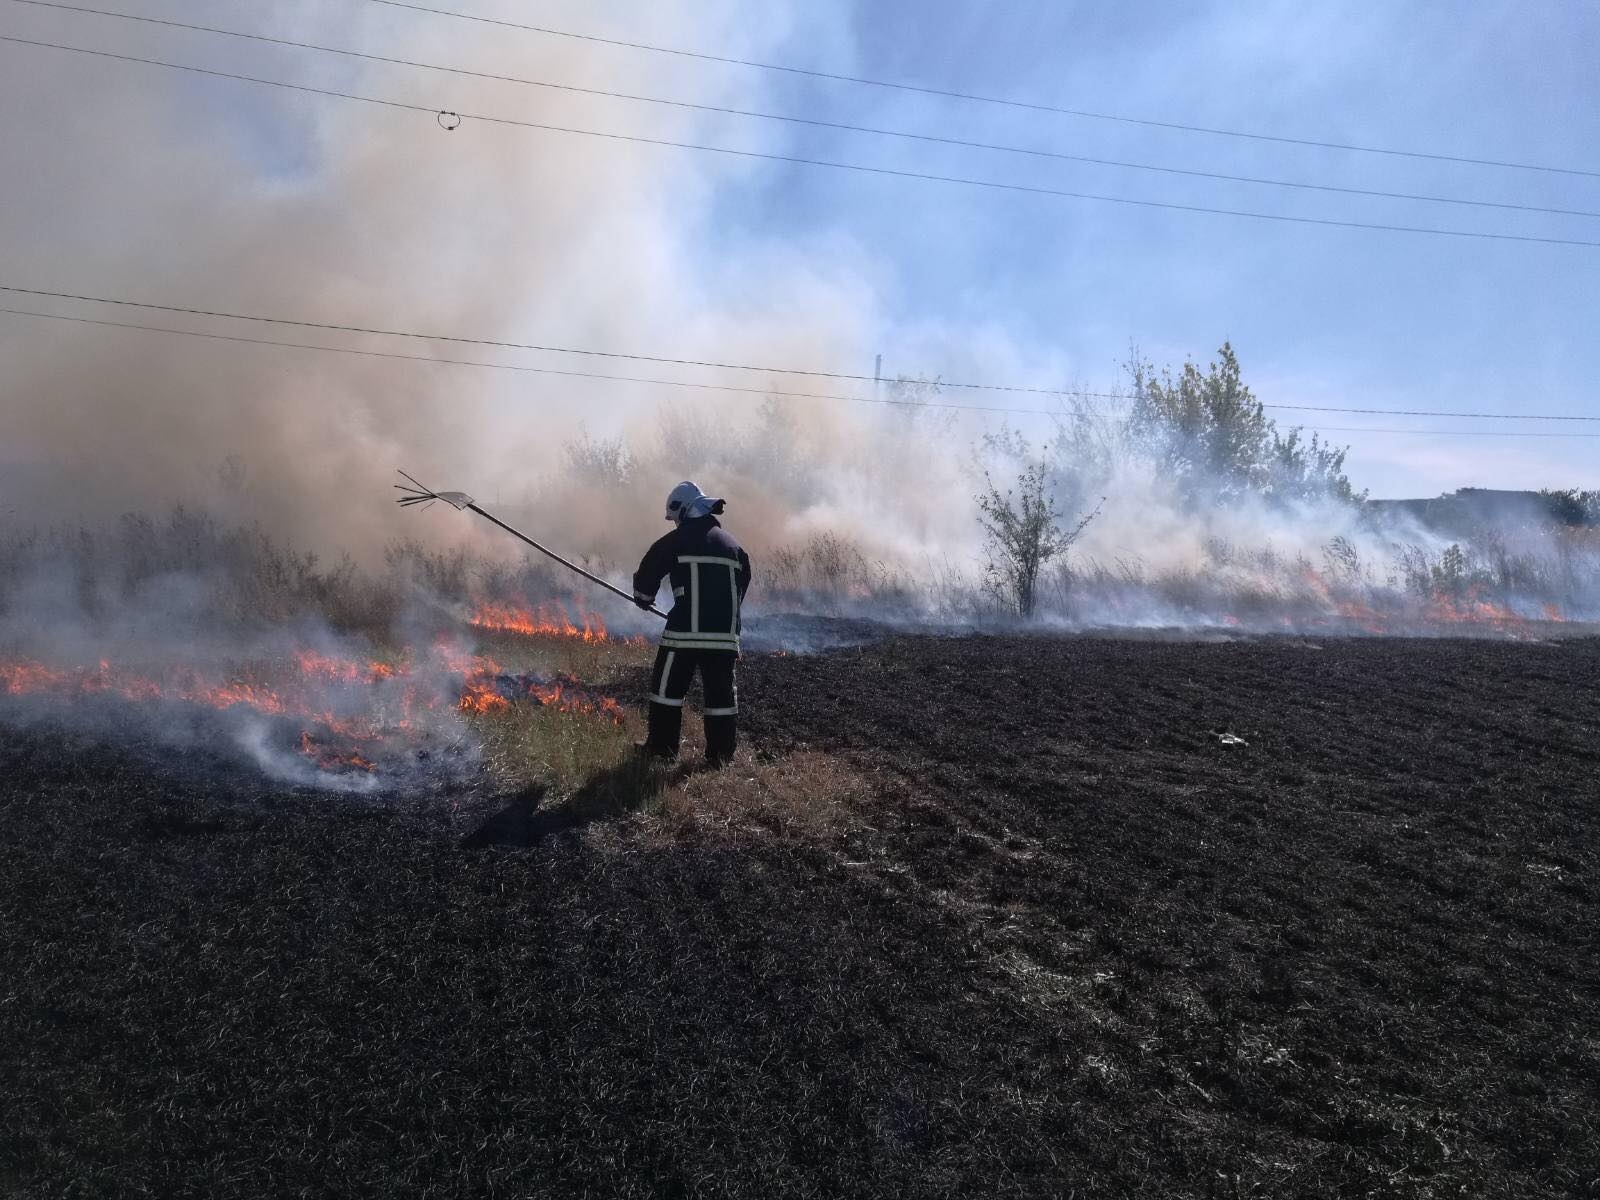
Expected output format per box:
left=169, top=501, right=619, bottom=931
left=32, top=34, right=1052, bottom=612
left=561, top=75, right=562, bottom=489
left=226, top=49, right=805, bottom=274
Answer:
left=1129, top=342, right=1271, bottom=501
left=1432, top=543, right=1468, bottom=595
left=1539, top=488, right=1600, bottom=527
left=1127, top=343, right=1358, bottom=506
left=1268, top=428, right=1364, bottom=505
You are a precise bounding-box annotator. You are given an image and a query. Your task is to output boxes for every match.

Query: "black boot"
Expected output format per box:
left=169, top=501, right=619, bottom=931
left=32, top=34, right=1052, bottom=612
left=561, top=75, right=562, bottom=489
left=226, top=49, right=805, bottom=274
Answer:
left=641, top=702, right=683, bottom=760
left=703, top=715, right=737, bottom=768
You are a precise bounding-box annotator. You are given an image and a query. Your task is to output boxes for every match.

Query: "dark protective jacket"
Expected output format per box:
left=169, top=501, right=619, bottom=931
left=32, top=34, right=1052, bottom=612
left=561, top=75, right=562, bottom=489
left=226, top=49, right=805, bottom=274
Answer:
left=633, top=515, right=753, bottom=651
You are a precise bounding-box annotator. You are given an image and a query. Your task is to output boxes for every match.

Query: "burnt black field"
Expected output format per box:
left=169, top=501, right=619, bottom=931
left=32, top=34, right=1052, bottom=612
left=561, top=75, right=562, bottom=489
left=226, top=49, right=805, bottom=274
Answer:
left=3, top=635, right=1598, bottom=1198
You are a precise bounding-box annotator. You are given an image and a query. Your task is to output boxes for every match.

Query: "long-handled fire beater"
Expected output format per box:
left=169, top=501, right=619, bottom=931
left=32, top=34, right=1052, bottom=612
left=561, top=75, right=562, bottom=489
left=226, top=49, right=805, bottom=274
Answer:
left=395, top=470, right=668, bottom=618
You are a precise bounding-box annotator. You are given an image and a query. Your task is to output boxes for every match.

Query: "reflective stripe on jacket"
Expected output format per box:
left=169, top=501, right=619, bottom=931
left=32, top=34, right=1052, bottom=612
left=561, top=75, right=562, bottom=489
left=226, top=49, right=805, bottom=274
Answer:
left=632, top=516, right=752, bottom=651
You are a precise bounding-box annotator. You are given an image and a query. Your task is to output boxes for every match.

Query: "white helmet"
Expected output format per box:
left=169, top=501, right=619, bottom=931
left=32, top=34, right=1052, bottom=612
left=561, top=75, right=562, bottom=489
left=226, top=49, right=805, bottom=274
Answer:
left=664, top=480, right=724, bottom=524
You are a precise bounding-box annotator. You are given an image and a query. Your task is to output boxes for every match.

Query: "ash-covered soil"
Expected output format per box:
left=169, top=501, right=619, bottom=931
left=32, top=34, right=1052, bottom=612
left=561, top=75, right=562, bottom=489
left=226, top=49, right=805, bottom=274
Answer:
left=3, top=635, right=1597, bottom=1198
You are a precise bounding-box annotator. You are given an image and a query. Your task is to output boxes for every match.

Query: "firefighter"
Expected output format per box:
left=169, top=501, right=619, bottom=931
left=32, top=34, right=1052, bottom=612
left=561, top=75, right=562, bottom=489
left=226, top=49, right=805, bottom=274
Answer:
left=632, top=481, right=752, bottom=766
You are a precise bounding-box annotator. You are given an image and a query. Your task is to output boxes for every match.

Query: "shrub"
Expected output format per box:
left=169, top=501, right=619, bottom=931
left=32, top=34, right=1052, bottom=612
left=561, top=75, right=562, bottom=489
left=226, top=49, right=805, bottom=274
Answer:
left=977, top=446, right=1100, bottom=618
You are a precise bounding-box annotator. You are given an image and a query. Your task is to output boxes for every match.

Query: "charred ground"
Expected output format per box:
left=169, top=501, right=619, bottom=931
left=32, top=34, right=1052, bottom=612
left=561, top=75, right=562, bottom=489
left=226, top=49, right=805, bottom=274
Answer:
left=2, top=635, right=1597, bottom=1197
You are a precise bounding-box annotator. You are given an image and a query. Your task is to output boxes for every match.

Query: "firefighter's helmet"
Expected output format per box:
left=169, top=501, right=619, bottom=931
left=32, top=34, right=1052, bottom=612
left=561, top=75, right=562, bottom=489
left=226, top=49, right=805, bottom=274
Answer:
left=664, top=481, right=725, bottom=524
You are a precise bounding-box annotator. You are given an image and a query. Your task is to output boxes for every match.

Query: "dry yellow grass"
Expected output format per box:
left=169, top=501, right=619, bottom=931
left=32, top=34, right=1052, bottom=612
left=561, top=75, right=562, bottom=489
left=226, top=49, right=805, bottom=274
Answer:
left=475, top=701, right=870, bottom=844
left=468, top=629, right=870, bottom=842
left=472, top=701, right=642, bottom=794
left=470, top=629, right=654, bottom=686
left=649, top=748, right=871, bottom=838
left=465, top=626, right=648, bottom=786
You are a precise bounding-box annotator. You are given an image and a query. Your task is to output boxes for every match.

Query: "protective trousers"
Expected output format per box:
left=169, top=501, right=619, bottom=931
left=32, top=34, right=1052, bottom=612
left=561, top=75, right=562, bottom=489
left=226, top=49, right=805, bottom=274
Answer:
left=645, top=646, right=738, bottom=765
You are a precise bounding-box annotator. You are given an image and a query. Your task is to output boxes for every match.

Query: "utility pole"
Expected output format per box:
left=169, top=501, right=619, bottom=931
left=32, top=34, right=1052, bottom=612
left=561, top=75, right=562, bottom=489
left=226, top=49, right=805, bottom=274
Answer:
left=874, top=353, right=882, bottom=403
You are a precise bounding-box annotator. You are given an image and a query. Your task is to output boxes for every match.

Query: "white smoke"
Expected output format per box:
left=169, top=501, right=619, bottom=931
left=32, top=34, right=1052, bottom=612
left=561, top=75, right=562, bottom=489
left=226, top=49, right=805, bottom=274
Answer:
left=0, top=0, right=1000, bottom=570
left=1, top=2, right=1594, bottom=794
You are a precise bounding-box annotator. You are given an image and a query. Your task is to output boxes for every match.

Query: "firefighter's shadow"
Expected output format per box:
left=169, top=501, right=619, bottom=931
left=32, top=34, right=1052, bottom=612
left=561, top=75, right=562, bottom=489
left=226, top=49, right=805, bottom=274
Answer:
left=461, top=760, right=671, bottom=849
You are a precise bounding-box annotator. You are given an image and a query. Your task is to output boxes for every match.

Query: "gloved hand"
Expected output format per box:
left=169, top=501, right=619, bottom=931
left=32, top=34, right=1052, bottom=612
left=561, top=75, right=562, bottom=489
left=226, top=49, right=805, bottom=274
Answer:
left=633, top=597, right=654, bottom=612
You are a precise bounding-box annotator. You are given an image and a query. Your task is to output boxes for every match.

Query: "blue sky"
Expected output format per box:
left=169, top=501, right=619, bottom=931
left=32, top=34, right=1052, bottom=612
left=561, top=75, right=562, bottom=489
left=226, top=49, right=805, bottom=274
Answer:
left=695, top=0, right=1600, bottom=496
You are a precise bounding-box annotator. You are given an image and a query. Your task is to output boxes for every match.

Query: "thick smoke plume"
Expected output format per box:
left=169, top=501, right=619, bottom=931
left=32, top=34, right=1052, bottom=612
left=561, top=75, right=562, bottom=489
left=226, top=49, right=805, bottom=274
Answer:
left=0, top=0, right=982, bottom=566
left=2, top=3, right=1595, bottom=788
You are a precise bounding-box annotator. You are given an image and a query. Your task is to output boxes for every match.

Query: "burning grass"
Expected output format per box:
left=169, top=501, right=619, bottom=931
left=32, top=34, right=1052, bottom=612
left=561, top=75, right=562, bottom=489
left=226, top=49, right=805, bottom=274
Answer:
left=468, top=599, right=622, bottom=643
left=0, top=596, right=654, bottom=790
left=467, top=613, right=651, bottom=688
left=9, top=503, right=1600, bottom=656
left=0, top=508, right=657, bottom=793
left=457, top=610, right=657, bottom=800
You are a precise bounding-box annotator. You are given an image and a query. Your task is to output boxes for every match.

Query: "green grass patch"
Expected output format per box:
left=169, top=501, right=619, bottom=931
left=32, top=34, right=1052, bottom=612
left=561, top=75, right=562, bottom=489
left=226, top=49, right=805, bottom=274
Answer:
left=472, top=701, right=636, bottom=792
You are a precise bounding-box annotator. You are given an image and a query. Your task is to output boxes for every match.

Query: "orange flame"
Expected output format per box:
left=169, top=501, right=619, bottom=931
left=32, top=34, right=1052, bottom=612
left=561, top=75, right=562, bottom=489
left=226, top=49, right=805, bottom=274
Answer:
left=468, top=599, right=648, bottom=646
left=299, top=731, right=378, bottom=774
left=1215, top=570, right=1570, bottom=637
left=470, top=601, right=607, bottom=642
left=293, top=650, right=401, bottom=683
left=458, top=677, right=511, bottom=716
left=1421, top=587, right=1529, bottom=633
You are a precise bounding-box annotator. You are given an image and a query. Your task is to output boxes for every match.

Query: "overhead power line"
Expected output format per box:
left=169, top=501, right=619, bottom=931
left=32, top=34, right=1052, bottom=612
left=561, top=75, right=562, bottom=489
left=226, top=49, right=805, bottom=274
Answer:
left=4, top=34, right=1599, bottom=250
left=12, top=0, right=1597, bottom=221
left=1247, top=402, right=1596, bottom=422
left=0, top=305, right=1077, bottom=415
left=0, top=284, right=1111, bottom=399
left=4, top=287, right=1598, bottom=425
left=363, top=0, right=1600, bottom=181
left=1308, top=425, right=1600, bottom=439
left=4, top=306, right=1595, bottom=441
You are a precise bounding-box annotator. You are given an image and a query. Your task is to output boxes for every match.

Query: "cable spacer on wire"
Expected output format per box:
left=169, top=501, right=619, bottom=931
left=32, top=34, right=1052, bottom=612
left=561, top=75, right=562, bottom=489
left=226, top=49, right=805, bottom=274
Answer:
left=437, top=111, right=461, bottom=131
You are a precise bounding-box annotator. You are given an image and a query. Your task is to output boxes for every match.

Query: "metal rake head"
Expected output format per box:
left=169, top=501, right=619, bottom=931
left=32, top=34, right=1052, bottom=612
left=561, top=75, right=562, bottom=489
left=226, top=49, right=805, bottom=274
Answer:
left=394, top=470, right=474, bottom=511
